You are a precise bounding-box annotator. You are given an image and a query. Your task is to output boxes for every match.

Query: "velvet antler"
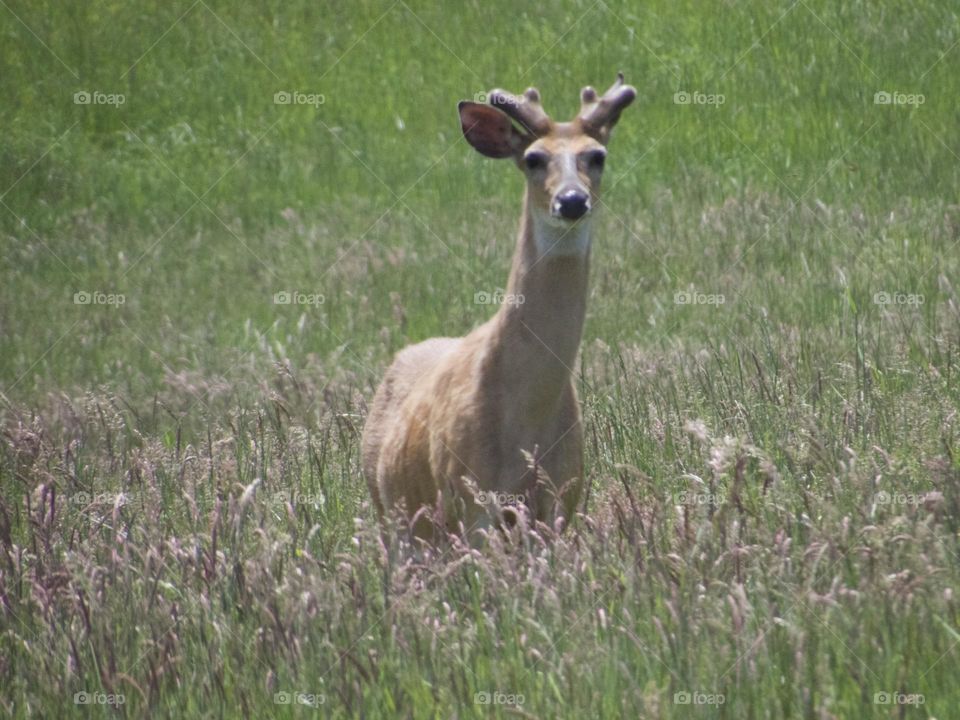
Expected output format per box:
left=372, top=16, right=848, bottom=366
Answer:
left=487, top=86, right=553, bottom=137
left=576, top=72, right=637, bottom=143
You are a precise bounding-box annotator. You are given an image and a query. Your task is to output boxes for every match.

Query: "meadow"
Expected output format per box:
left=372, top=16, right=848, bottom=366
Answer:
left=2, top=0, right=959, bottom=717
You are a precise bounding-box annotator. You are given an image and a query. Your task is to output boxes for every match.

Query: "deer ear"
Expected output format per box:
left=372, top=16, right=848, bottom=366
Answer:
left=458, top=101, right=528, bottom=159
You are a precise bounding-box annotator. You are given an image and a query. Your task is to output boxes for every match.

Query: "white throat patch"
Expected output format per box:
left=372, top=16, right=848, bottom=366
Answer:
left=531, top=204, right=593, bottom=259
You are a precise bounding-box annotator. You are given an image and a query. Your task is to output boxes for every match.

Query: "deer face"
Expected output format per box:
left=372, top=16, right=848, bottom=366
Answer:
left=458, top=74, right=635, bottom=226
left=521, top=127, right=606, bottom=223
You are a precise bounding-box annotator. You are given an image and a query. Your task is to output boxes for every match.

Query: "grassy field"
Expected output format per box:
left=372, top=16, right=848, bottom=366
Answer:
left=2, top=0, right=960, bottom=717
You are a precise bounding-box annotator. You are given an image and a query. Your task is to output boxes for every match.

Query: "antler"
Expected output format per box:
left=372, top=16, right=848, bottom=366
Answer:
left=577, top=72, right=637, bottom=141
left=487, top=86, right=553, bottom=137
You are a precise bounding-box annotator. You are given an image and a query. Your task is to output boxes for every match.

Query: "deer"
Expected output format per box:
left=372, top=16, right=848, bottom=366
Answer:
left=361, top=73, right=636, bottom=543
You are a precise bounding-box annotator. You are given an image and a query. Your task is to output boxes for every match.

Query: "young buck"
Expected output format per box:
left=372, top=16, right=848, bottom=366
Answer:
left=362, top=74, right=636, bottom=541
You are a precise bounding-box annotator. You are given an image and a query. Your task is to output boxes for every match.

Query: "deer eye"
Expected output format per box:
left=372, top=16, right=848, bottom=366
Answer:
left=585, top=150, right=606, bottom=170
left=524, top=152, right=548, bottom=171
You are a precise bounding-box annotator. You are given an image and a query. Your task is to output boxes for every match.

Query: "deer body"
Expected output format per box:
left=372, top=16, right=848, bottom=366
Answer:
left=362, top=76, right=635, bottom=540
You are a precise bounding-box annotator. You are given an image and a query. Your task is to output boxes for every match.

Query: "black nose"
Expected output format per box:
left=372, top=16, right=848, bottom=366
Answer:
left=555, top=189, right=590, bottom=220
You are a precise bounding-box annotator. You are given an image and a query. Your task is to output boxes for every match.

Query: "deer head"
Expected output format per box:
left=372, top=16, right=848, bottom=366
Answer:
left=458, top=73, right=636, bottom=230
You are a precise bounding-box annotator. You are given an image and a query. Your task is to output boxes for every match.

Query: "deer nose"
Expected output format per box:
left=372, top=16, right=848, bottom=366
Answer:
left=554, top=189, right=590, bottom=220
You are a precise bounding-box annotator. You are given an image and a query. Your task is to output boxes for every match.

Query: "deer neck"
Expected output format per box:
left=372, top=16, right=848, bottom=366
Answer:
left=490, top=191, right=592, bottom=410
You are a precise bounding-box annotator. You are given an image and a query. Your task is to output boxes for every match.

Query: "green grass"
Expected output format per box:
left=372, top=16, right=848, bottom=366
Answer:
left=2, top=0, right=960, bottom=717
